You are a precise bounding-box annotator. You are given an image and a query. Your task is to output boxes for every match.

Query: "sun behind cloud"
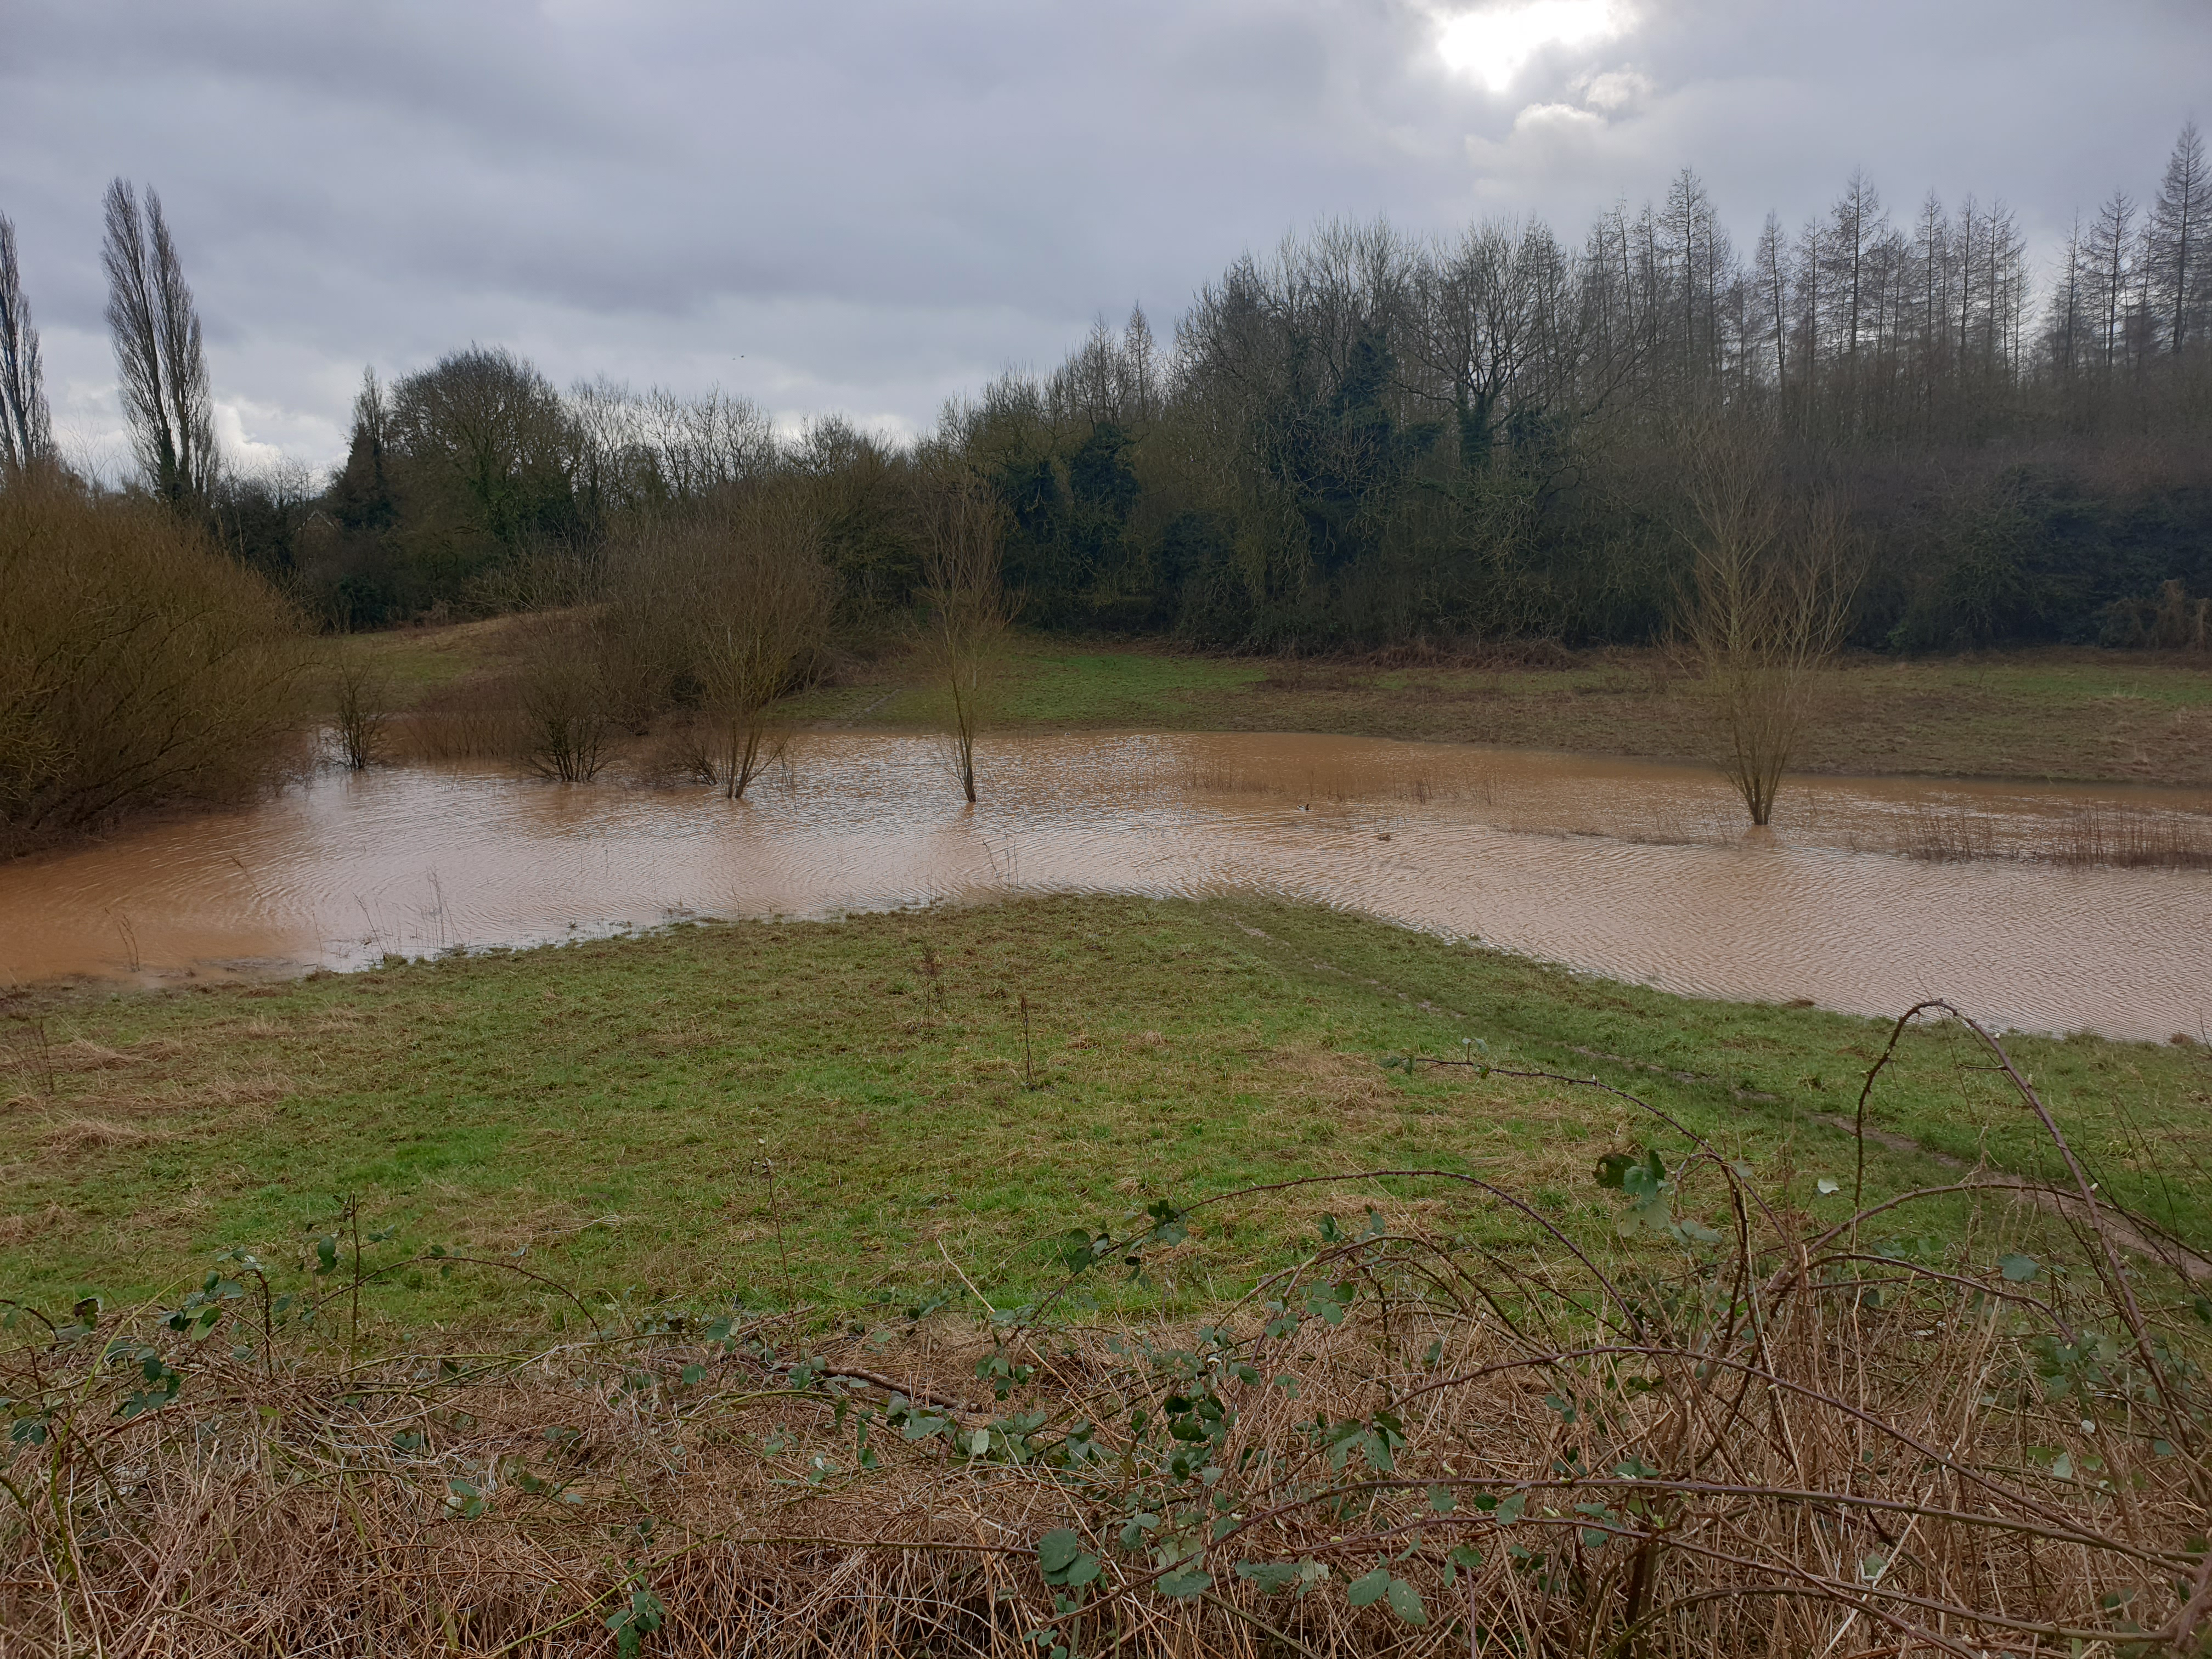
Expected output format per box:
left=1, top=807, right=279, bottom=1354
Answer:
left=1434, top=0, right=1634, bottom=92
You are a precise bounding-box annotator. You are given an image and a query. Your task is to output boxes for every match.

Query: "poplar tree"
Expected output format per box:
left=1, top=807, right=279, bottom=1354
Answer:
left=0, top=212, right=52, bottom=476
left=102, top=179, right=217, bottom=511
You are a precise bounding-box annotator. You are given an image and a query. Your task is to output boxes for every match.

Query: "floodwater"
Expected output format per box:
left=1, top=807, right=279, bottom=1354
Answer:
left=3, top=731, right=2208, bottom=1042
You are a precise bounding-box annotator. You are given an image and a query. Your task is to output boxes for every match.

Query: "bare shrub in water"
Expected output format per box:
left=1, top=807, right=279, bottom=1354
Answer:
left=592, top=482, right=832, bottom=796
left=515, top=616, right=611, bottom=782
left=326, top=648, right=391, bottom=770
left=7, top=1004, right=2210, bottom=1655
left=686, top=487, right=831, bottom=799
left=918, top=467, right=1011, bottom=804
left=1677, top=422, right=1859, bottom=827
left=0, top=472, right=301, bottom=849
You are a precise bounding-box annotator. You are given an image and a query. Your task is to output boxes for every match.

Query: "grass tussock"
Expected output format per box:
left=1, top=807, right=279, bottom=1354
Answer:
left=1895, top=801, right=2212, bottom=868
left=0, top=472, right=304, bottom=852
left=1180, top=751, right=1481, bottom=809
left=5, top=1003, right=2211, bottom=1656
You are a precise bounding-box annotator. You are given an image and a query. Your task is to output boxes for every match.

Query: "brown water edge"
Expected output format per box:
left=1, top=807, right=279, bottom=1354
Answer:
left=2, top=730, right=2207, bottom=1042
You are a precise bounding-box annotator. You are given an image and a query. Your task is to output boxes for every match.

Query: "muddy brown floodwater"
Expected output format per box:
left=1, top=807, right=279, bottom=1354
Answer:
left=2, top=731, right=2208, bottom=1042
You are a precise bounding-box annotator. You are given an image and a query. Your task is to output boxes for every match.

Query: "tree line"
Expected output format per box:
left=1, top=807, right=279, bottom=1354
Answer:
left=3, top=129, right=2210, bottom=654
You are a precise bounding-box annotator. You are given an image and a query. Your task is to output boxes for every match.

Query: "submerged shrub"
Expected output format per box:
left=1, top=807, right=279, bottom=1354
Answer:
left=514, top=613, right=612, bottom=781
left=0, top=471, right=303, bottom=849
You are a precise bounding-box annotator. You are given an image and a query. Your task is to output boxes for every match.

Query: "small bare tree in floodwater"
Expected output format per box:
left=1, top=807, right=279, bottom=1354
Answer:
left=328, top=647, right=392, bottom=770
left=688, top=486, right=831, bottom=800
left=1677, top=422, right=1860, bottom=826
left=918, top=469, right=1011, bottom=804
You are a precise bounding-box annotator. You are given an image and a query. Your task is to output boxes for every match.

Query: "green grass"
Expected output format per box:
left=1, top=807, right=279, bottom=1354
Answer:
left=780, top=639, right=1265, bottom=729
left=308, top=614, right=535, bottom=712
left=782, top=636, right=2212, bottom=786
left=5, top=897, right=2204, bottom=1330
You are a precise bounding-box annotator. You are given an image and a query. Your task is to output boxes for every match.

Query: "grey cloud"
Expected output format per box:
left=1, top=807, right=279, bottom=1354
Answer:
left=2, top=0, right=2203, bottom=470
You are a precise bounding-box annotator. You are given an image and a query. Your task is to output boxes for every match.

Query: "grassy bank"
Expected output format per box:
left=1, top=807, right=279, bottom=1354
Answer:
left=10, top=899, right=2209, bottom=1655
left=336, top=621, right=2212, bottom=786
left=5, top=895, right=2204, bottom=1323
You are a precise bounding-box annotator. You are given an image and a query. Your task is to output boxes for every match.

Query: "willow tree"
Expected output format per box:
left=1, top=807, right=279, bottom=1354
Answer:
left=1677, top=423, right=1859, bottom=826
left=918, top=469, right=1011, bottom=804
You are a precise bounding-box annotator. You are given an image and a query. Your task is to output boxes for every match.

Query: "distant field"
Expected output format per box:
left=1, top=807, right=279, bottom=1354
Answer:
left=328, top=619, right=2212, bottom=786
left=5, top=895, right=2204, bottom=1326
left=789, top=637, right=2212, bottom=786
left=317, top=612, right=538, bottom=708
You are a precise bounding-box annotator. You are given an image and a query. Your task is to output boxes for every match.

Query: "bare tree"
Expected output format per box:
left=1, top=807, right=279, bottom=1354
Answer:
left=2147, top=122, right=2209, bottom=357
left=686, top=487, right=832, bottom=800
left=1677, top=421, right=1860, bottom=826
left=2042, top=213, right=2086, bottom=380
left=103, top=179, right=217, bottom=510
left=2085, top=191, right=2137, bottom=377
left=917, top=469, right=1011, bottom=803
left=0, top=211, right=52, bottom=477
left=328, top=648, right=392, bottom=770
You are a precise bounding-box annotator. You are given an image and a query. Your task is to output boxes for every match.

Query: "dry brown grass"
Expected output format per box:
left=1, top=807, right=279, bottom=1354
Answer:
left=1180, top=752, right=1479, bottom=809
left=37, top=1115, right=166, bottom=1153
left=6, top=1009, right=2210, bottom=1656
left=1894, top=801, right=2212, bottom=868
left=383, top=676, right=528, bottom=764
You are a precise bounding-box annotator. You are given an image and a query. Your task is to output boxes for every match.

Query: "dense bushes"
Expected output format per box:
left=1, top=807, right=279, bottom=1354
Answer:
left=0, top=472, right=303, bottom=850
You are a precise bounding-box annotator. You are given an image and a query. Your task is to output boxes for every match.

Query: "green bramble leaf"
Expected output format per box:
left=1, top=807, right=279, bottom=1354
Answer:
left=1594, top=1153, right=1638, bottom=1189
left=1385, top=1577, right=1429, bottom=1624
left=1306, top=1282, right=1356, bottom=1326
left=1347, top=1568, right=1391, bottom=1607
left=605, top=1588, right=665, bottom=1659
left=444, top=1479, right=487, bottom=1519
left=1155, top=1567, right=1211, bottom=1599
left=1235, top=1561, right=1303, bottom=1594
left=1037, top=1529, right=1082, bottom=1575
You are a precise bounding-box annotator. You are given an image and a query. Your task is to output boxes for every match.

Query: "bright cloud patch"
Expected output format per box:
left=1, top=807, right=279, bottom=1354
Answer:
left=1463, top=99, right=1611, bottom=182
left=1575, top=67, right=1652, bottom=110
left=1436, top=1, right=1633, bottom=92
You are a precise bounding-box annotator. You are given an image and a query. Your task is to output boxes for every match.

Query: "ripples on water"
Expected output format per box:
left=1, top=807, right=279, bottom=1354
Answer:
left=3, top=731, right=2207, bottom=1042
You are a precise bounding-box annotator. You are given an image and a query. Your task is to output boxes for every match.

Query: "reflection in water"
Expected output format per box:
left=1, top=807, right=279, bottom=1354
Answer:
left=2, top=731, right=2207, bottom=1042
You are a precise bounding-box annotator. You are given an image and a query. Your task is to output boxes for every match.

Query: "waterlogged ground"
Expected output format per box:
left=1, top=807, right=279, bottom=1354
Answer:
left=342, top=624, right=2212, bottom=787
left=2, top=731, right=2208, bottom=1041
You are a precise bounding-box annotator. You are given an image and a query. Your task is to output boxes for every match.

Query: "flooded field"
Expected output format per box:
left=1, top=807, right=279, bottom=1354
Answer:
left=3, top=731, right=2207, bottom=1041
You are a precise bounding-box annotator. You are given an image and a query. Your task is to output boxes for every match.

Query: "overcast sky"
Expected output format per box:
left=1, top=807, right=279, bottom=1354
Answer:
left=3, top=1, right=2204, bottom=476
